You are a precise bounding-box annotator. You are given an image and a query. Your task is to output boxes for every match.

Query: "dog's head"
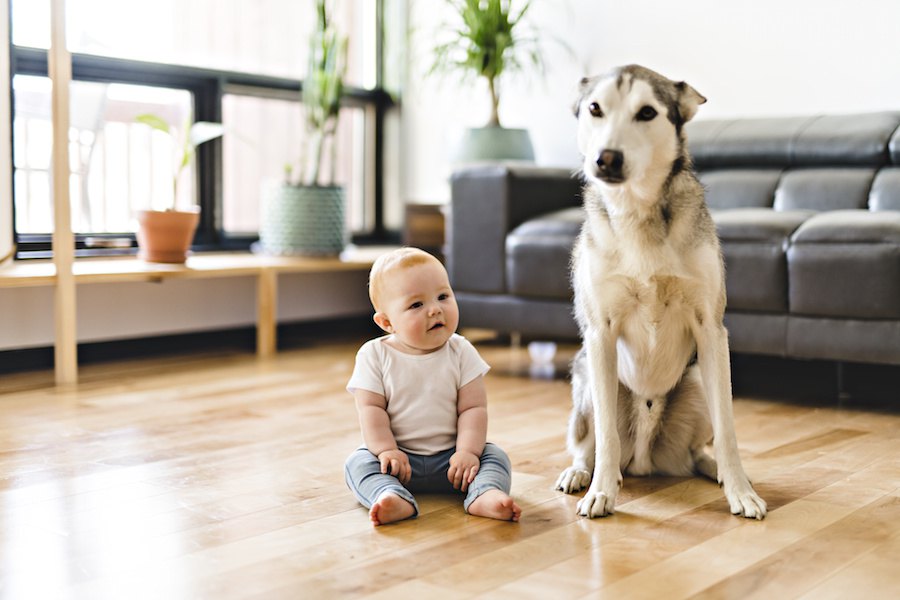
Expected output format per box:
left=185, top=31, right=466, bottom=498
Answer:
left=574, top=65, right=705, bottom=192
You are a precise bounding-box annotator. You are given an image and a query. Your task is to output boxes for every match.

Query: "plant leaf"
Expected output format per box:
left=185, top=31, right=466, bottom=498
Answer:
left=136, top=113, right=171, bottom=134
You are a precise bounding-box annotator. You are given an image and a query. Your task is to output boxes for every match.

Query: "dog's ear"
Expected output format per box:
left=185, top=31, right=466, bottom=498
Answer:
left=573, top=76, right=594, bottom=118
left=675, top=81, right=706, bottom=122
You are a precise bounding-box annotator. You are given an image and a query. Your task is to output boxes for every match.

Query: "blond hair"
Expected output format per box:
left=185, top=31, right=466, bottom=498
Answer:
left=369, top=247, right=442, bottom=312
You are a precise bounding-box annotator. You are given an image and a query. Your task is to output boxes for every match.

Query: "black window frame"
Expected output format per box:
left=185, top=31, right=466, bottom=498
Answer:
left=8, top=6, right=395, bottom=259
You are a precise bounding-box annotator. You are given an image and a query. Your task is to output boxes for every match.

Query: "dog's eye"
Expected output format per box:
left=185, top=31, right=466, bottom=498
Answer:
left=637, top=106, right=658, bottom=121
left=588, top=102, right=603, bottom=118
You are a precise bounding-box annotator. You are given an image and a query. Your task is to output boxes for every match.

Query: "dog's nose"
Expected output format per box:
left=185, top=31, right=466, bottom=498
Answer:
left=597, top=149, right=625, bottom=180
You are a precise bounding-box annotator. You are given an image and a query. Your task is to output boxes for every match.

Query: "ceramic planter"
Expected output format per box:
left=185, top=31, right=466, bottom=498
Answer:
left=258, top=184, right=346, bottom=257
left=454, top=126, right=535, bottom=163
left=136, top=208, right=201, bottom=264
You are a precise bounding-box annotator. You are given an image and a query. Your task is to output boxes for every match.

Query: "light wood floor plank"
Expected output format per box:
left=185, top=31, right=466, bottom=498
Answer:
left=1, top=337, right=899, bottom=599
left=796, top=528, right=900, bottom=600
left=693, top=492, right=900, bottom=599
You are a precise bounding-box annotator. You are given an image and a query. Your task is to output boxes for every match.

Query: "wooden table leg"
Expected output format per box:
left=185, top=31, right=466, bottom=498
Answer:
left=54, top=272, right=78, bottom=385
left=257, top=268, right=277, bottom=358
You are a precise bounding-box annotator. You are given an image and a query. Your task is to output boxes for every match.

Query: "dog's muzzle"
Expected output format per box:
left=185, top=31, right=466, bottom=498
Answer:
left=595, top=149, right=626, bottom=183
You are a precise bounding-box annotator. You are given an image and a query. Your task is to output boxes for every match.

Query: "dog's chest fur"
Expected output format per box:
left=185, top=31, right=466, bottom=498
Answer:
left=573, top=186, right=713, bottom=398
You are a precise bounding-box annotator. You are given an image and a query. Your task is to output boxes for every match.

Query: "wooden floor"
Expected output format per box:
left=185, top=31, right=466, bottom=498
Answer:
left=1, top=335, right=899, bottom=599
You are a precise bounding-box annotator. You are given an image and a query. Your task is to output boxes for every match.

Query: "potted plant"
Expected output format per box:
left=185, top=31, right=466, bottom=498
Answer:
left=431, top=0, right=542, bottom=162
left=134, top=115, right=225, bottom=263
left=257, top=0, right=349, bottom=257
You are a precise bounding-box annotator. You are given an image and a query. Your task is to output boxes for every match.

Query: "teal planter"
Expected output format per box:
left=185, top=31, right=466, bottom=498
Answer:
left=455, top=127, right=535, bottom=162
left=258, top=184, right=346, bottom=257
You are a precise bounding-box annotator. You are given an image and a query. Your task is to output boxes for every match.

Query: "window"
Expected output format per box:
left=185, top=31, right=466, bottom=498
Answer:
left=14, top=76, right=194, bottom=235
left=9, top=0, right=396, bottom=258
left=220, top=94, right=372, bottom=235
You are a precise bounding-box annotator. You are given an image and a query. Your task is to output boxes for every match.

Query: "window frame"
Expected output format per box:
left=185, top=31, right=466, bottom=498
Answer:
left=9, top=7, right=395, bottom=259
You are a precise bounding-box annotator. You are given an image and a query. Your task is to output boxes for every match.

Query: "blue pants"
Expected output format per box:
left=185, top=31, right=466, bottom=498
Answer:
left=344, top=443, right=512, bottom=517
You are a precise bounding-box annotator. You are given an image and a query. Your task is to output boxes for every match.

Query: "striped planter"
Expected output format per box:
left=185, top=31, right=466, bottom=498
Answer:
left=258, top=184, right=346, bottom=257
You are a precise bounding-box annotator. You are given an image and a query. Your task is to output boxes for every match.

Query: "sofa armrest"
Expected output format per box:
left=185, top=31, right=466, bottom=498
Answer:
left=447, top=164, right=582, bottom=294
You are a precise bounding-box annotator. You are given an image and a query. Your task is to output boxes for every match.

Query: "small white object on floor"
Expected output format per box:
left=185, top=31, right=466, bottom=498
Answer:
left=527, top=341, right=557, bottom=379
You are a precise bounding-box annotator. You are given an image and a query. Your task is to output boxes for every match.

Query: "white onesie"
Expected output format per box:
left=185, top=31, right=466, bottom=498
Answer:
left=347, top=333, right=489, bottom=455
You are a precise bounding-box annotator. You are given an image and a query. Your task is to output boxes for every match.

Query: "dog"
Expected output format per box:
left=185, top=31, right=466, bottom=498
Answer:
left=554, top=65, right=767, bottom=519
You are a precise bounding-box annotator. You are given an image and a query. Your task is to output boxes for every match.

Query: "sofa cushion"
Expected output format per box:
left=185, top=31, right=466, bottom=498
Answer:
left=891, top=123, right=900, bottom=165
left=506, top=207, right=582, bottom=299
left=713, top=209, right=813, bottom=312
left=714, top=208, right=814, bottom=241
left=688, top=116, right=813, bottom=169
left=791, top=209, right=900, bottom=243
left=723, top=312, right=788, bottom=356
left=699, top=170, right=781, bottom=209
left=870, top=168, right=900, bottom=211
left=790, top=112, right=900, bottom=167
left=456, top=293, right=580, bottom=339
left=774, top=169, right=874, bottom=211
left=788, top=210, right=900, bottom=319
left=688, top=112, right=900, bottom=170
left=787, top=316, right=900, bottom=364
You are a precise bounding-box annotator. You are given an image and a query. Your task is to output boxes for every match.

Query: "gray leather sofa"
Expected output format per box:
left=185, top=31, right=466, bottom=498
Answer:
left=447, top=112, right=900, bottom=366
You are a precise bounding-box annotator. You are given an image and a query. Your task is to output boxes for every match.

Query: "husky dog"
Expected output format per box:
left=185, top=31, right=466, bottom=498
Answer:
left=554, top=65, right=766, bottom=519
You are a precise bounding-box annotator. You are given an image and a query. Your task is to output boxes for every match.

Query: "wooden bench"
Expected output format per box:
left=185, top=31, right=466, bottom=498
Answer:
left=0, top=250, right=386, bottom=384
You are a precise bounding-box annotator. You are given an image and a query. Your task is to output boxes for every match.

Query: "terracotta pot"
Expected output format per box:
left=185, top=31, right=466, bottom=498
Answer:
left=136, top=208, right=201, bottom=264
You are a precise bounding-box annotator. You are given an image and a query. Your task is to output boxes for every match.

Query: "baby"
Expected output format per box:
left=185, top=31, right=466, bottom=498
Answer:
left=344, top=247, right=522, bottom=526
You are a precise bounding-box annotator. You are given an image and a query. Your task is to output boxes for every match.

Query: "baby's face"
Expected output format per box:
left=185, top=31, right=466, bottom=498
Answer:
left=378, top=261, right=459, bottom=354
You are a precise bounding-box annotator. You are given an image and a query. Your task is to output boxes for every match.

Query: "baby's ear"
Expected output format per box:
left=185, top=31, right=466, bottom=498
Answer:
left=373, top=312, right=392, bottom=333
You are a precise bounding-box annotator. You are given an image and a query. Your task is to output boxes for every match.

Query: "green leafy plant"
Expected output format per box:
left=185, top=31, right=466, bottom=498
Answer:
left=291, top=0, right=348, bottom=187
left=136, top=114, right=225, bottom=210
left=431, top=0, right=542, bottom=127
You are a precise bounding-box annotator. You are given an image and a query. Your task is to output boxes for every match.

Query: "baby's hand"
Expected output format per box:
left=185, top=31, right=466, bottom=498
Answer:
left=378, top=449, right=411, bottom=484
left=448, top=451, right=481, bottom=492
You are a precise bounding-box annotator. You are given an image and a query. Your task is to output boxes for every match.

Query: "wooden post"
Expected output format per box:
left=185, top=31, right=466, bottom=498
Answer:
left=50, top=0, right=78, bottom=385
left=257, top=268, right=277, bottom=358
left=0, top=0, right=13, bottom=269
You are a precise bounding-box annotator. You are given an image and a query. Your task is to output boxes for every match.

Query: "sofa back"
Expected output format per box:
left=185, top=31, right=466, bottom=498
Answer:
left=687, top=112, right=900, bottom=212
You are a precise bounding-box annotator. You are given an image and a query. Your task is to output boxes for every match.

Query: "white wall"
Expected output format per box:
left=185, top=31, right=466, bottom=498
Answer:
left=403, top=0, right=900, bottom=204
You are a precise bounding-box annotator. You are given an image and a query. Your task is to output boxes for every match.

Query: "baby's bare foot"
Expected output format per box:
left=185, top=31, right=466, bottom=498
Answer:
left=369, top=492, right=415, bottom=526
left=468, top=489, right=522, bottom=522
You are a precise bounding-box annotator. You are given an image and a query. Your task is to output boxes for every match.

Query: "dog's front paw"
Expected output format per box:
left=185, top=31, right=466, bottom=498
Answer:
left=576, top=488, right=617, bottom=518
left=555, top=466, right=591, bottom=494
left=724, top=479, right=767, bottom=520
left=575, top=470, right=622, bottom=518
